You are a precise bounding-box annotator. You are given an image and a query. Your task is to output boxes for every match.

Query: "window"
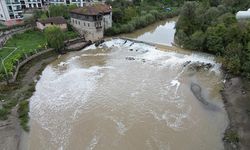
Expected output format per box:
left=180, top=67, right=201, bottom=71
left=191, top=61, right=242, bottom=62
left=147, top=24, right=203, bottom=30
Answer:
left=88, top=23, right=89, bottom=27
left=78, top=21, right=80, bottom=25
left=84, top=22, right=85, bottom=26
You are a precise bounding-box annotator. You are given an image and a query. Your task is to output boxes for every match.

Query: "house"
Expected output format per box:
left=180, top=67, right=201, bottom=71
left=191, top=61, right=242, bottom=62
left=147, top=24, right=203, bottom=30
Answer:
left=36, top=16, right=67, bottom=31
left=70, top=3, right=112, bottom=41
left=236, top=8, right=250, bottom=20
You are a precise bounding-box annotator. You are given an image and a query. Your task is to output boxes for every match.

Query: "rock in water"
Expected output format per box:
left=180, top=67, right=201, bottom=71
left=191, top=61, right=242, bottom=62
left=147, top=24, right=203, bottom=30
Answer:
left=190, top=83, right=220, bottom=111
left=191, top=83, right=209, bottom=105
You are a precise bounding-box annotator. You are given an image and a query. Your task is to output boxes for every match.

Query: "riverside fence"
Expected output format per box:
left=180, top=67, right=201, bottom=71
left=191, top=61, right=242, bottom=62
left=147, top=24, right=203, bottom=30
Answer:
left=0, top=47, right=53, bottom=84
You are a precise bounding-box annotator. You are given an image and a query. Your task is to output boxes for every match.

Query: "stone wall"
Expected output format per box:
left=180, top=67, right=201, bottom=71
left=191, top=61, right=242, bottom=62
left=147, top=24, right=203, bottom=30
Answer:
left=5, top=48, right=54, bottom=83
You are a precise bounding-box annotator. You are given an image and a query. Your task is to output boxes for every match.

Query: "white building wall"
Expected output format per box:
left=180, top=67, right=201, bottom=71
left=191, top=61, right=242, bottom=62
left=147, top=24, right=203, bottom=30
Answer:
left=48, top=0, right=66, bottom=5
left=0, top=0, right=23, bottom=22
left=71, top=17, right=103, bottom=42
left=0, top=0, right=10, bottom=21
left=103, top=12, right=112, bottom=30
left=24, top=0, right=43, bottom=8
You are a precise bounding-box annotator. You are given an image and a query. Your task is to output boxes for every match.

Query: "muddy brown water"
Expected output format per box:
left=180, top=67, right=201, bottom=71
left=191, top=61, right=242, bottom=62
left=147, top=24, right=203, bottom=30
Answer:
left=22, top=19, right=228, bottom=150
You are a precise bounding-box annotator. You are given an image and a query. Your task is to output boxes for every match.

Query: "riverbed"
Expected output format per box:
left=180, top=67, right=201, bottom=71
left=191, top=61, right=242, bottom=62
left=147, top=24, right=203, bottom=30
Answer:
left=22, top=19, right=228, bottom=150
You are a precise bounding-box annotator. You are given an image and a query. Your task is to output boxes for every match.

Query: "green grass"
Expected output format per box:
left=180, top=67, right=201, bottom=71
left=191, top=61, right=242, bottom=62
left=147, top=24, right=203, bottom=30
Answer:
left=0, top=29, right=78, bottom=80
left=3, top=29, right=46, bottom=56
left=0, top=29, right=47, bottom=78
left=18, top=100, right=29, bottom=131
left=64, top=30, right=78, bottom=40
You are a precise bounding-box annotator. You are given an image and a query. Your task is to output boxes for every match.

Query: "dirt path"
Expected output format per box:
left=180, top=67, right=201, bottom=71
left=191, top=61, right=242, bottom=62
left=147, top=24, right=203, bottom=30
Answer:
left=222, top=77, right=250, bottom=150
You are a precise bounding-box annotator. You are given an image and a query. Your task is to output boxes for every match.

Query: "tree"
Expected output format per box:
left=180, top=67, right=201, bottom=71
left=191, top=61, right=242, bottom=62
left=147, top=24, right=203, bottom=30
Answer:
left=189, top=31, right=206, bottom=50
left=175, top=1, right=198, bottom=36
left=48, top=4, right=69, bottom=18
left=45, top=26, right=65, bottom=53
left=123, top=7, right=137, bottom=22
left=112, top=8, right=124, bottom=23
left=206, top=24, right=227, bottom=54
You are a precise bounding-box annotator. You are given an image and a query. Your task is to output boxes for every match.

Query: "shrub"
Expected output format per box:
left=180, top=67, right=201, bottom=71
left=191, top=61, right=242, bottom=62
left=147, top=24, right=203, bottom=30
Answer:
left=18, top=100, right=29, bottom=131
left=0, top=108, right=8, bottom=120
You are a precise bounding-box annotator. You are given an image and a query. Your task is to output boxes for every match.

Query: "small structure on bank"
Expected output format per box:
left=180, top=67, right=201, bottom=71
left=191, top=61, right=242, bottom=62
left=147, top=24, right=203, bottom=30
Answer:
left=236, top=8, right=250, bottom=20
left=70, top=3, right=112, bottom=42
left=36, top=17, right=68, bottom=31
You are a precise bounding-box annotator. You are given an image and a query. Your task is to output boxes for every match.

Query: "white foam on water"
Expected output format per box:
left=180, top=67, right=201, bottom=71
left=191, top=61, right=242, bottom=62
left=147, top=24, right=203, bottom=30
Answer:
left=115, top=120, right=128, bottom=135
left=58, top=61, right=69, bottom=67
left=81, top=53, right=110, bottom=57
left=101, top=39, right=221, bottom=75
left=170, top=79, right=180, bottom=97
left=83, top=44, right=96, bottom=50
left=86, top=135, right=99, bottom=150
left=106, top=116, right=128, bottom=135
left=150, top=105, right=192, bottom=131
left=30, top=65, right=112, bottom=148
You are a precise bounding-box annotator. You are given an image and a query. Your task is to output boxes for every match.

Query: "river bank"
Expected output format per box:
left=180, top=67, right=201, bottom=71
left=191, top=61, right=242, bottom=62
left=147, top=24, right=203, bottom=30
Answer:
left=222, top=77, right=250, bottom=150
left=0, top=51, right=58, bottom=150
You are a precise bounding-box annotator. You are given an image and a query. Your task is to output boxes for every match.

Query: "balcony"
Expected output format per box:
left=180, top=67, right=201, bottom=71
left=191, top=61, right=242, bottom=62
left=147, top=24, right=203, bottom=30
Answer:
left=14, top=9, right=23, bottom=12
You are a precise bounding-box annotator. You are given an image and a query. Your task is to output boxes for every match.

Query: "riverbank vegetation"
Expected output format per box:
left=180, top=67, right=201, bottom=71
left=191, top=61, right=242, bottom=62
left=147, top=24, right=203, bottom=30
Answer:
left=45, top=26, right=65, bottom=53
left=105, top=0, right=180, bottom=36
left=0, top=51, right=57, bottom=131
left=0, top=29, right=47, bottom=80
left=175, top=0, right=250, bottom=77
left=0, top=27, right=77, bottom=81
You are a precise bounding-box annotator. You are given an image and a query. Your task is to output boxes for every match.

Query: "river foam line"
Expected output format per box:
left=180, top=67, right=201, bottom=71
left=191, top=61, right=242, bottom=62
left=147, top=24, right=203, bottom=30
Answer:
left=98, top=39, right=222, bottom=74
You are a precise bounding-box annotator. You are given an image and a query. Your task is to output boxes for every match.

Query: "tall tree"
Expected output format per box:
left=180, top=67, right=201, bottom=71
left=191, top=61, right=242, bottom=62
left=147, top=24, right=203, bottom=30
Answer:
left=45, top=26, right=65, bottom=53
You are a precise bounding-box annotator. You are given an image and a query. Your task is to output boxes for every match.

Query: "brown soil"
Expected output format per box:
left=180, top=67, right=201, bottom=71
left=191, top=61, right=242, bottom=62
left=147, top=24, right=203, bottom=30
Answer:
left=222, top=77, right=250, bottom=150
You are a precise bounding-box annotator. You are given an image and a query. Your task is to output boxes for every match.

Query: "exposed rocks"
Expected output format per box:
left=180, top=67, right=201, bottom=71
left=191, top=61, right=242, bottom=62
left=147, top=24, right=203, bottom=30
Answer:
left=187, top=61, right=214, bottom=71
left=183, top=61, right=191, bottom=67
left=123, top=40, right=127, bottom=45
left=191, top=83, right=209, bottom=105
left=95, top=39, right=104, bottom=47
left=125, top=56, right=136, bottom=61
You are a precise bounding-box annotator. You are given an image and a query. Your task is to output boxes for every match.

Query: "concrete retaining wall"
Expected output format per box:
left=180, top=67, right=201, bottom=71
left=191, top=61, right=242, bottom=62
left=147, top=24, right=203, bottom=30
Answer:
left=8, top=48, right=53, bottom=83
left=0, top=27, right=33, bottom=48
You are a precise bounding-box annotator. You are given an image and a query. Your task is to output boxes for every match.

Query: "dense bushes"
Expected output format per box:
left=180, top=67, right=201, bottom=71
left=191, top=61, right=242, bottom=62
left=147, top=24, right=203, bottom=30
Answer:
left=175, top=1, right=250, bottom=76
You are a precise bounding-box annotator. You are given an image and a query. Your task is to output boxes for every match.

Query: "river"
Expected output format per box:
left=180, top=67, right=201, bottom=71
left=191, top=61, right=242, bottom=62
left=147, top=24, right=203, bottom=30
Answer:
left=22, top=19, right=228, bottom=150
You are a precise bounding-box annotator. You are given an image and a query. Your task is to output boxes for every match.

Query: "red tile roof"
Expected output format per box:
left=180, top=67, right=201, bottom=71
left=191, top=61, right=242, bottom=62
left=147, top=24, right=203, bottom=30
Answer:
left=70, top=4, right=112, bottom=16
